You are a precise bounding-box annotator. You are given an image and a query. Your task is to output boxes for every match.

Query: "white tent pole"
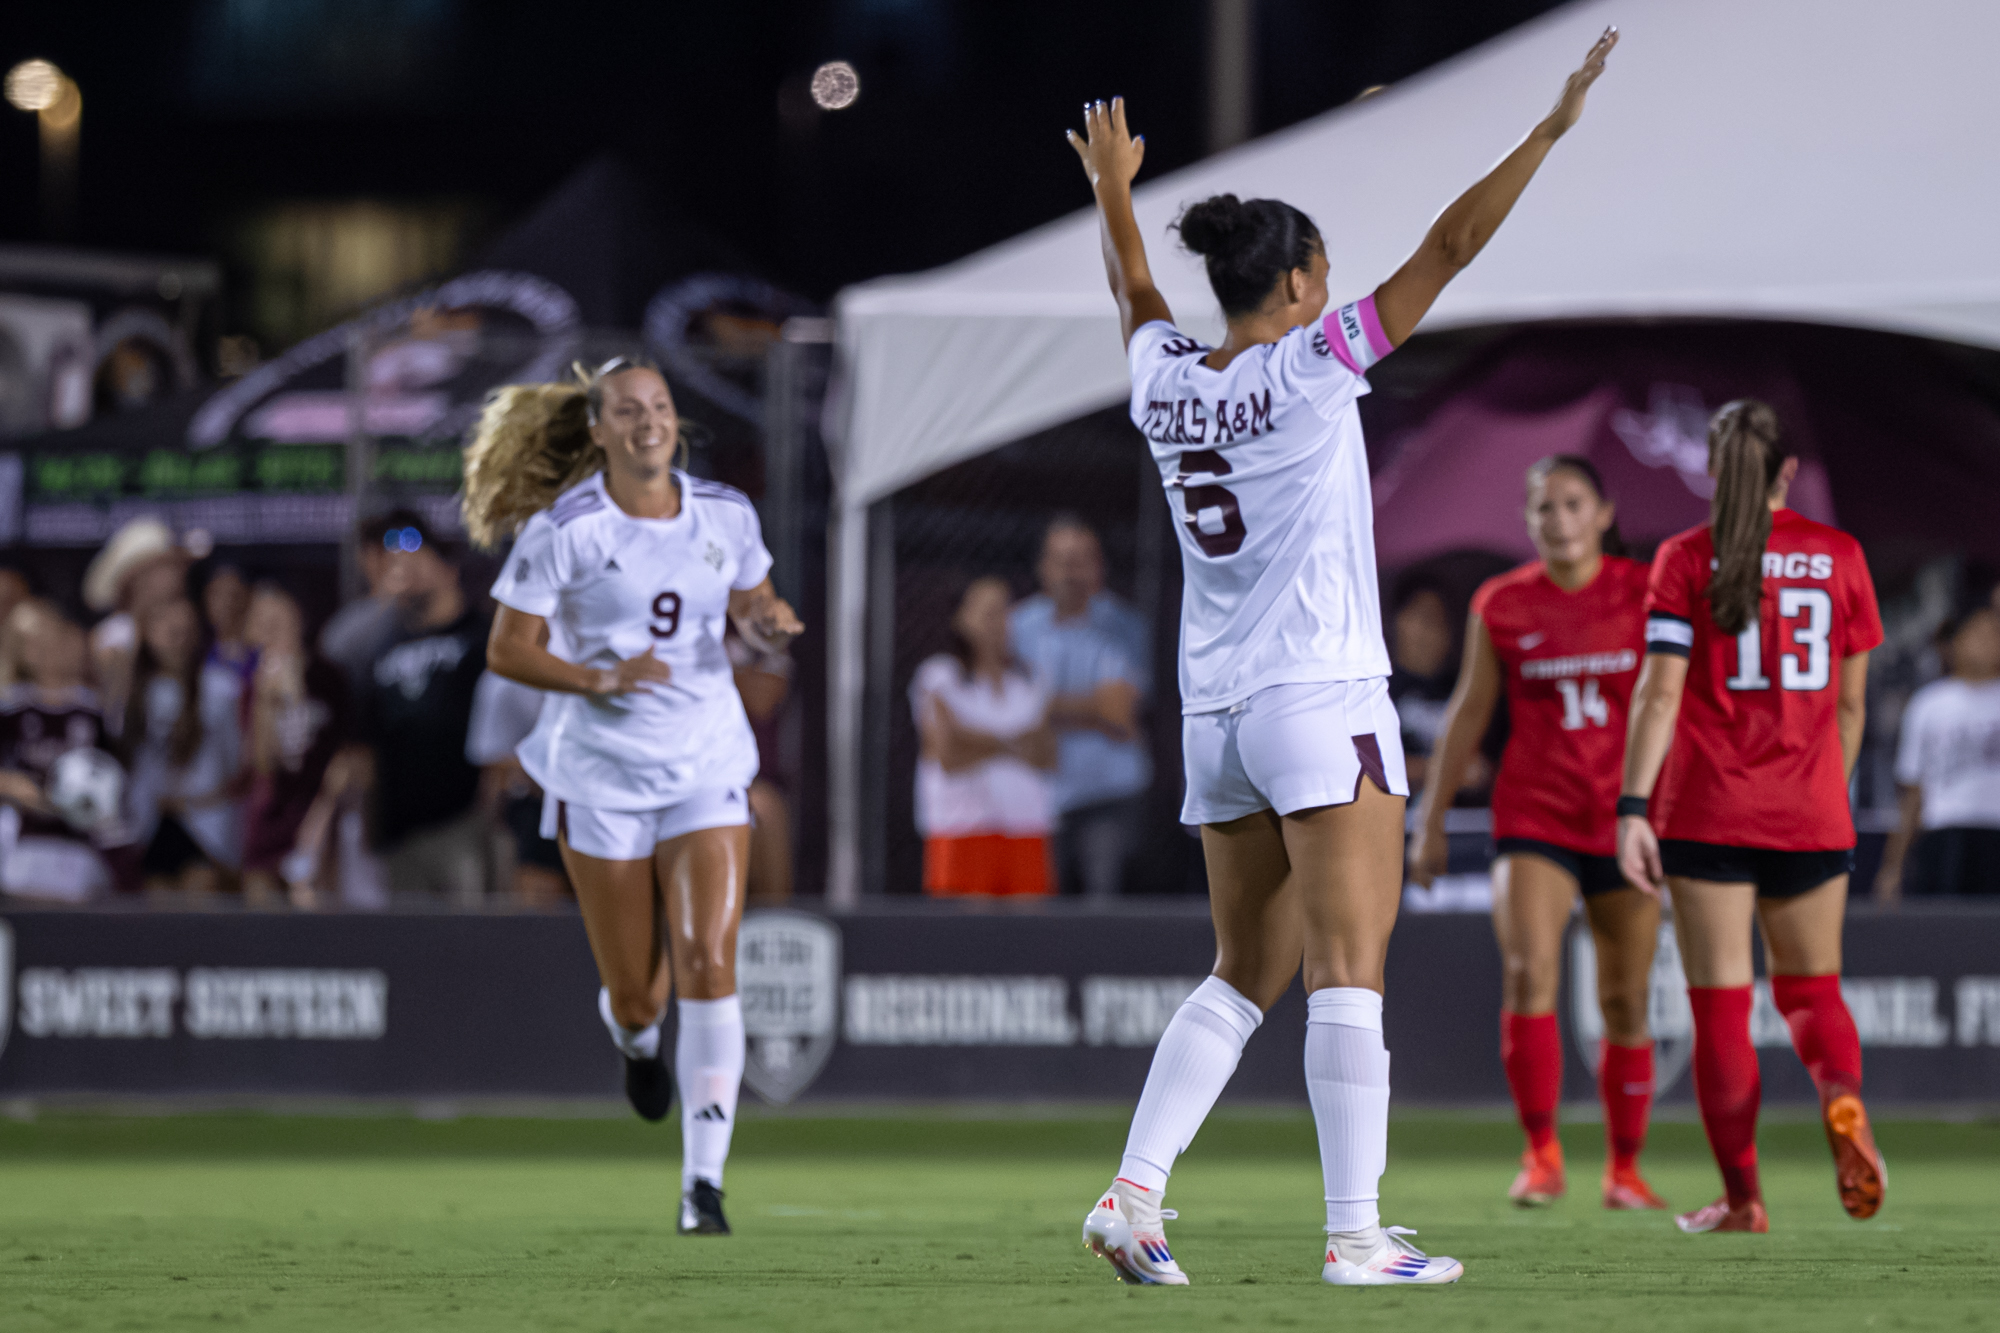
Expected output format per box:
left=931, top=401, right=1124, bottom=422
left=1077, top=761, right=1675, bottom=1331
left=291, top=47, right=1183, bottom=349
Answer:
left=826, top=492, right=869, bottom=909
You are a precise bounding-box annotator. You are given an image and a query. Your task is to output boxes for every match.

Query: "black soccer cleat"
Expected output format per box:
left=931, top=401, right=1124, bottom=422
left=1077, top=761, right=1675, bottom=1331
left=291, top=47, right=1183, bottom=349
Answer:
left=623, top=1050, right=674, bottom=1122
left=678, top=1179, right=731, bottom=1235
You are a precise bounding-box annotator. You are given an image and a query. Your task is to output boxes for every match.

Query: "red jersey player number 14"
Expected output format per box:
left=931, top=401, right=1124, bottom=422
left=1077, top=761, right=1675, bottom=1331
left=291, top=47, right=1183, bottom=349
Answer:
left=1474, top=555, right=1650, bottom=857
left=1642, top=508, right=1883, bottom=850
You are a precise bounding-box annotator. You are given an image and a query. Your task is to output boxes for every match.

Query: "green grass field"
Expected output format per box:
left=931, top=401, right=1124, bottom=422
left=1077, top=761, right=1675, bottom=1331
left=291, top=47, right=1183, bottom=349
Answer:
left=2, top=1107, right=1995, bottom=1332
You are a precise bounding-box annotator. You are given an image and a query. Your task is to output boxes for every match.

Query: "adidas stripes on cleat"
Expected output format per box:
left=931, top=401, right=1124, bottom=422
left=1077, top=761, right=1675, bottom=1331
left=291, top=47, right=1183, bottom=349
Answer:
left=1321, top=1226, right=1464, bottom=1285
left=678, top=1179, right=731, bottom=1235
left=1081, top=1177, right=1188, bottom=1285
left=622, top=1050, right=673, bottom=1123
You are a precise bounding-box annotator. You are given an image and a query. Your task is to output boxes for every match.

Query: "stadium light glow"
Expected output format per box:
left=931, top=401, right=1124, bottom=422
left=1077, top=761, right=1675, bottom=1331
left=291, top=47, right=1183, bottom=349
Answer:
left=5, top=59, right=63, bottom=113
left=810, top=61, right=861, bottom=111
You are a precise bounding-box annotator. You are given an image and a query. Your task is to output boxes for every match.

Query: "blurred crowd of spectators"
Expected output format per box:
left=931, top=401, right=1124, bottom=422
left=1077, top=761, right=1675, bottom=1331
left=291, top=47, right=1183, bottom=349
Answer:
left=907, top=524, right=2000, bottom=901
left=910, top=515, right=1151, bottom=899
left=0, top=510, right=796, bottom=910
left=5, top=507, right=1998, bottom=906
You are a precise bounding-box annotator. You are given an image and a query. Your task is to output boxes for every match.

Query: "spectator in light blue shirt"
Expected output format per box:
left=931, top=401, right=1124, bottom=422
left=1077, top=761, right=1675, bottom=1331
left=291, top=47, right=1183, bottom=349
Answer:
left=1010, top=516, right=1152, bottom=897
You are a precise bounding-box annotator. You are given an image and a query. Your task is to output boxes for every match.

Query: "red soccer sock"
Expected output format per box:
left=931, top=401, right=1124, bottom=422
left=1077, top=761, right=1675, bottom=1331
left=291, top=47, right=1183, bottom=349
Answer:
left=1688, top=986, right=1762, bottom=1207
left=1500, top=1011, right=1563, bottom=1154
left=1771, top=973, right=1863, bottom=1102
left=1599, top=1040, right=1654, bottom=1174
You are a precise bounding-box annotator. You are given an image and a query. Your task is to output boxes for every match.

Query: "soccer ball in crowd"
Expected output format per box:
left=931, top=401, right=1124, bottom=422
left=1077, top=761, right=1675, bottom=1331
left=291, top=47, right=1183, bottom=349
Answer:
left=47, top=747, right=125, bottom=835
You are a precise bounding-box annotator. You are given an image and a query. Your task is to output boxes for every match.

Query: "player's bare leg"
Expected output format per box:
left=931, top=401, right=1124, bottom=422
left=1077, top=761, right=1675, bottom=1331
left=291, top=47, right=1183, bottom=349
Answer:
left=565, top=843, right=676, bottom=1121
left=1759, top=874, right=1882, bottom=1219
left=1205, top=810, right=1306, bottom=1008
left=1491, top=854, right=1576, bottom=1205
left=1583, top=886, right=1665, bottom=1208
left=1286, top=779, right=1461, bottom=1284
left=1668, top=878, right=1768, bottom=1232
left=657, top=824, right=751, bottom=1235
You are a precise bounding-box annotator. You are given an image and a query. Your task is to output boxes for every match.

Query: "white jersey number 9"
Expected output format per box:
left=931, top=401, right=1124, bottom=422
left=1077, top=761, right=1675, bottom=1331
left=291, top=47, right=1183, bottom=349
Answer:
left=650, top=590, right=683, bottom=640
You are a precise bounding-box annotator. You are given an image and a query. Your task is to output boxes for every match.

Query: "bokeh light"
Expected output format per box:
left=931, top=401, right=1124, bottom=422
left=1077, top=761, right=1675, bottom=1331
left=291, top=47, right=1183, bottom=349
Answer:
left=5, top=59, right=63, bottom=113
left=810, top=61, right=861, bottom=111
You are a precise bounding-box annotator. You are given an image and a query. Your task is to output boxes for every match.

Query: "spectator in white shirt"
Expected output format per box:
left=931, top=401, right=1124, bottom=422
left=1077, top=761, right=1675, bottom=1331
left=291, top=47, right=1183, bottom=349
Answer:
left=911, top=577, right=1057, bottom=896
left=1878, top=607, right=2000, bottom=898
left=1010, top=516, right=1150, bottom=898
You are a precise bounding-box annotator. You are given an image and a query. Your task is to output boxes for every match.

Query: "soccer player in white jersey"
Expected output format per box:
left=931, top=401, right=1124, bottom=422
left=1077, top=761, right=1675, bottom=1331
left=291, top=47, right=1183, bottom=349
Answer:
left=462, top=357, right=803, bottom=1237
left=1069, top=29, right=1617, bottom=1287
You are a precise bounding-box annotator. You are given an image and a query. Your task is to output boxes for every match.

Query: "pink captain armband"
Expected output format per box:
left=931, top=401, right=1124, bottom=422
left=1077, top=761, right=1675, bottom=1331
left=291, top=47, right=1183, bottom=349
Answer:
left=1321, top=294, right=1394, bottom=375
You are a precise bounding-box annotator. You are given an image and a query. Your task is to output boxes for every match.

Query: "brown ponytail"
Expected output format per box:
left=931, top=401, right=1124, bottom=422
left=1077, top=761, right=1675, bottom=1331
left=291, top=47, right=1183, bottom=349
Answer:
left=1705, top=399, right=1788, bottom=635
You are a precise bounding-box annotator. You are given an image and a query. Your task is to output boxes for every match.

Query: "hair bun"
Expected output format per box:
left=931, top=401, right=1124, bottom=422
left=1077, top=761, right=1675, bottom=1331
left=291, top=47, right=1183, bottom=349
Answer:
left=1176, top=194, right=1251, bottom=258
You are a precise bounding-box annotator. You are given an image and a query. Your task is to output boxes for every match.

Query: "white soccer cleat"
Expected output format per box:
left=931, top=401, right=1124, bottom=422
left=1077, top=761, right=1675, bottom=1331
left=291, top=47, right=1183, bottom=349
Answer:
left=1321, top=1225, right=1464, bottom=1286
left=1081, top=1177, right=1189, bottom=1285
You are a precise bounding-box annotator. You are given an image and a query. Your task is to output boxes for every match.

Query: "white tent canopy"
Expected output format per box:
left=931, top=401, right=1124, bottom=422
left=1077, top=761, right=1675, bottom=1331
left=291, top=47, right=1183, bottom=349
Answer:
left=823, top=0, right=2000, bottom=902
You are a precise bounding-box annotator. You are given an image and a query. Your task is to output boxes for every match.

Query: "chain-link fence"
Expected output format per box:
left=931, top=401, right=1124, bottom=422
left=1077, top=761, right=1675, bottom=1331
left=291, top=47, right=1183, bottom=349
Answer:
left=855, top=404, right=1205, bottom=898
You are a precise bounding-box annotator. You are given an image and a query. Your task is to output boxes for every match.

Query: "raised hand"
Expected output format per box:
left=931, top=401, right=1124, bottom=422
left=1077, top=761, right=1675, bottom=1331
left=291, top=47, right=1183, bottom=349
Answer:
left=1067, top=97, right=1145, bottom=193
left=1541, top=26, right=1617, bottom=141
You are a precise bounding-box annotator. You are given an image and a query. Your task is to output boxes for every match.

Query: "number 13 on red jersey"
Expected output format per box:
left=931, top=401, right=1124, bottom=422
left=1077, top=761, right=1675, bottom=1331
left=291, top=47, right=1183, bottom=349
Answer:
left=1722, top=588, right=1832, bottom=692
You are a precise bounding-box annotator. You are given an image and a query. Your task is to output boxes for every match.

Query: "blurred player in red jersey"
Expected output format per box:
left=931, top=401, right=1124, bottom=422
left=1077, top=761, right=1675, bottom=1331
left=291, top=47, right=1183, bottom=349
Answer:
left=1618, top=400, right=1886, bottom=1235
left=1413, top=457, right=1665, bottom=1212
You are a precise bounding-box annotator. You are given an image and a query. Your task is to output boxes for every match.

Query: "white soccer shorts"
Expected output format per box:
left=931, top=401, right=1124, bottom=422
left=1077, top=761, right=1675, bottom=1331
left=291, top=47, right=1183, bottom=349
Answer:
left=1180, top=677, right=1409, bottom=825
left=541, top=788, right=750, bottom=861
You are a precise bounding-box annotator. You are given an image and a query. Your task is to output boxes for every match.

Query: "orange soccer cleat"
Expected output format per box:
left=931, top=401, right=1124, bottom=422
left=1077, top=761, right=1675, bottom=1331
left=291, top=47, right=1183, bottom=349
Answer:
left=1822, top=1092, right=1887, bottom=1220
left=1675, top=1197, right=1769, bottom=1234
left=1508, top=1141, right=1566, bottom=1207
left=1601, top=1166, right=1668, bottom=1211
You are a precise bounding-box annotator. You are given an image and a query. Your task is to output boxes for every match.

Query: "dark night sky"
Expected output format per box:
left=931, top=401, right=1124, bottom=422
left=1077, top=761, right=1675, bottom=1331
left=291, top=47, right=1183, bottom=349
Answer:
left=0, top=0, right=1569, bottom=316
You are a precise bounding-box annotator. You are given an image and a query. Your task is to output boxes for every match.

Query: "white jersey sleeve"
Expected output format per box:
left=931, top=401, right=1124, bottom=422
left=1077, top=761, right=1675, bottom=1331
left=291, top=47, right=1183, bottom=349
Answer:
left=1128, top=321, right=1221, bottom=440
left=729, top=502, right=774, bottom=591
left=684, top=477, right=775, bottom=592
left=1285, top=295, right=1392, bottom=419
left=487, top=512, right=569, bottom=616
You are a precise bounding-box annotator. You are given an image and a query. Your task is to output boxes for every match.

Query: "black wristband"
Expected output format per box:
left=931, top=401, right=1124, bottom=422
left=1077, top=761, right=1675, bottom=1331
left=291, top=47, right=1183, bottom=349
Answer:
left=1616, top=795, right=1649, bottom=819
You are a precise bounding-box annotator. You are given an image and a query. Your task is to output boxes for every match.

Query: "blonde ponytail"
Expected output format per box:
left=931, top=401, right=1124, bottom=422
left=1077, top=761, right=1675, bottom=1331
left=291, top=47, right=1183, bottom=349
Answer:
left=1705, top=399, right=1787, bottom=635
left=459, top=366, right=602, bottom=550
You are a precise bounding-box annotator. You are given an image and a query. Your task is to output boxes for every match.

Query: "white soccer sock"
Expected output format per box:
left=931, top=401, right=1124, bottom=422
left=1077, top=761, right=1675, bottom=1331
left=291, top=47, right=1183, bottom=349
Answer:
left=598, top=987, right=661, bottom=1060
left=677, top=994, right=746, bottom=1193
left=1116, top=977, right=1263, bottom=1192
left=1306, top=987, right=1390, bottom=1234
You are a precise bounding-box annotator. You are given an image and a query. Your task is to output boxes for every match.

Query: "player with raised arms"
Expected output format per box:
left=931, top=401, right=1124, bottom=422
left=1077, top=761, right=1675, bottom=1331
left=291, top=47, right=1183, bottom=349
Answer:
left=1411, top=456, right=1666, bottom=1211
left=464, top=357, right=803, bottom=1237
left=1617, top=400, right=1887, bottom=1234
left=1068, top=29, right=1617, bottom=1286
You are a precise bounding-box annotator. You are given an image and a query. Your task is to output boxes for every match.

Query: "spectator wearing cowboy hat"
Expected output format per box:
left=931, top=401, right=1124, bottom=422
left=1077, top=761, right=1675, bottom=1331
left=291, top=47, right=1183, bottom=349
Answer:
left=83, top=518, right=190, bottom=728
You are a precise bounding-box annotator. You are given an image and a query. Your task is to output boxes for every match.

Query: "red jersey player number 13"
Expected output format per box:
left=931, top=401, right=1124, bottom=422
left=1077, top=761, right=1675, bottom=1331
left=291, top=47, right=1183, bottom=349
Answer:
left=1618, top=399, right=1887, bottom=1238
left=1643, top=507, right=1882, bottom=851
